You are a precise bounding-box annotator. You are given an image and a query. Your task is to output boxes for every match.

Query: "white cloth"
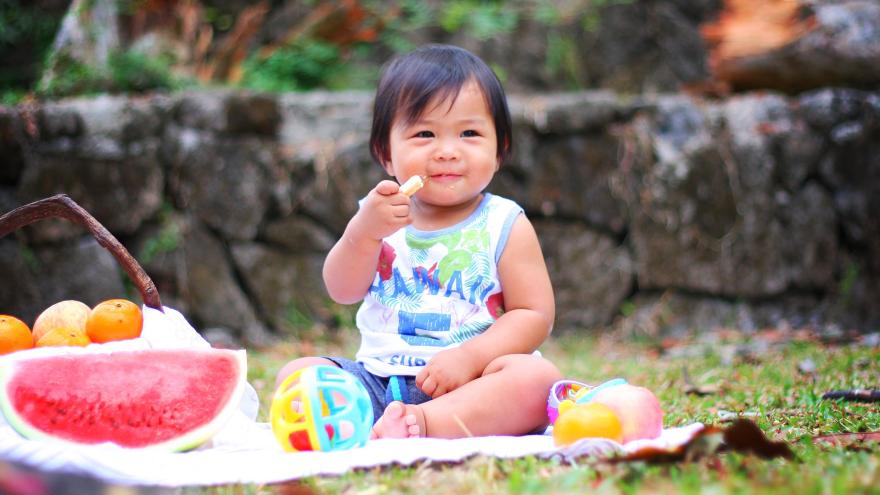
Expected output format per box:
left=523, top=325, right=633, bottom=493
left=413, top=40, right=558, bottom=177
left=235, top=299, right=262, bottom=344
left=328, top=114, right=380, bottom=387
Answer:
left=0, top=417, right=705, bottom=486
left=0, top=305, right=705, bottom=486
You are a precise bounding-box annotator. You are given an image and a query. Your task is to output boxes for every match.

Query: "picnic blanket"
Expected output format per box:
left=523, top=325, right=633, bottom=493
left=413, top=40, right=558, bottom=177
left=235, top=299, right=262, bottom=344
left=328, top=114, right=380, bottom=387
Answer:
left=0, top=306, right=705, bottom=487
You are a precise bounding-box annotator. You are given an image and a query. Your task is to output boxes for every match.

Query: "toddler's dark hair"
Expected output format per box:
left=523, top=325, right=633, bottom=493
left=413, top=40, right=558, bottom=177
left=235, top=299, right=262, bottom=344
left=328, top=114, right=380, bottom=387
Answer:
left=369, top=44, right=512, bottom=167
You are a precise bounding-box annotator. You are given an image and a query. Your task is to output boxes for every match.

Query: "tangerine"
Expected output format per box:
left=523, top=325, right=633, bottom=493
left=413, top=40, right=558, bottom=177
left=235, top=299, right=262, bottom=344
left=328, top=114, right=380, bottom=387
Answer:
left=0, top=315, right=34, bottom=355
left=86, top=299, right=143, bottom=343
left=552, top=402, right=624, bottom=446
left=32, top=300, right=90, bottom=344
left=35, top=326, right=91, bottom=347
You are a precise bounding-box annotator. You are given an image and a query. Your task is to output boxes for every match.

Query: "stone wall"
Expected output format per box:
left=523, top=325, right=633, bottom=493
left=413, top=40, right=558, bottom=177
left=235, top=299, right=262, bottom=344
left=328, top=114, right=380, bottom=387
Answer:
left=1, top=88, right=878, bottom=345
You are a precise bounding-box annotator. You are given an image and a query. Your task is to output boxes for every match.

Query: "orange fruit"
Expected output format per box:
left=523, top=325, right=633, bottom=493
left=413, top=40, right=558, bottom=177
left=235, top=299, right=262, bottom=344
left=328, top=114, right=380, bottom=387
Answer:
left=86, top=299, right=143, bottom=343
left=35, top=326, right=91, bottom=347
left=32, top=300, right=90, bottom=344
left=553, top=402, right=624, bottom=446
left=0, top=315, right=34, bottom=355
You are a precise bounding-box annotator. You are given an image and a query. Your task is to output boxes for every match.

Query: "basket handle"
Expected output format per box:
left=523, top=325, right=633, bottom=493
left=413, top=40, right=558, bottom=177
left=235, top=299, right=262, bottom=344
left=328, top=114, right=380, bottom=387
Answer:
left=0, top=194, right=163, bottom=311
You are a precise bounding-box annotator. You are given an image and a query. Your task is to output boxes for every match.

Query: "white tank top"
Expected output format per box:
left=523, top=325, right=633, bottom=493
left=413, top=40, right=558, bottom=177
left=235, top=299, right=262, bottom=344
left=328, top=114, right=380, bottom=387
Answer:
left=355, top=193, right=523, bottom=377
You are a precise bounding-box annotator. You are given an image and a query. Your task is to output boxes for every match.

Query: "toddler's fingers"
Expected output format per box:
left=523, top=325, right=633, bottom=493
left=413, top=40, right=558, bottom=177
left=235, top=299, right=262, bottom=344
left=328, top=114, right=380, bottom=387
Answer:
left=375, top=180, right=402, bottom=196
left=420, top=375, right=437, bottom=396
left=431, top=384, right=448, bottom=398
left=391, top=204, right=411, bottom=218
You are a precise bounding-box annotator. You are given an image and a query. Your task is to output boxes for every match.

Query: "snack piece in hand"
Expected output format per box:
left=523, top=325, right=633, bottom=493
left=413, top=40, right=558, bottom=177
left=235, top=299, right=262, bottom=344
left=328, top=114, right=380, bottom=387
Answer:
left=399, top=175, right=426, bottom=197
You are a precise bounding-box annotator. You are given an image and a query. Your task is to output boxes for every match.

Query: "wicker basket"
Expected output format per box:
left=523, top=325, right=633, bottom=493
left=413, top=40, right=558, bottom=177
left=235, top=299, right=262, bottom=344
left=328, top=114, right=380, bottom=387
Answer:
left=0, top=194, right=163, bottom=311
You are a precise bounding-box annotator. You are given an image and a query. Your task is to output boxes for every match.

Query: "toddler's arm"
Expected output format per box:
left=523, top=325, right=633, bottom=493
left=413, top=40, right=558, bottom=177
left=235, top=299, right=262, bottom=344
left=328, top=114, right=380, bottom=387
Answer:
left=416, top=214, right=555, bottom=396
left=323, top=180, right=413, bottom=304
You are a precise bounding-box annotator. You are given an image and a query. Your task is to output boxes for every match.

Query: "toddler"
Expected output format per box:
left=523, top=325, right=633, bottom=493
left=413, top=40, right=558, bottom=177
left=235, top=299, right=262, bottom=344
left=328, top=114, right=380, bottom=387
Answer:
left=276, top=44, right=561, bottom=439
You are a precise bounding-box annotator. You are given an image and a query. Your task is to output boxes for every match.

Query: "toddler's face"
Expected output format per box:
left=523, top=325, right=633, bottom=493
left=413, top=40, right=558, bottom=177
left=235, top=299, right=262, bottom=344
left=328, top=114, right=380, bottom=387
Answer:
left=384, top=80, right=499, bottom=208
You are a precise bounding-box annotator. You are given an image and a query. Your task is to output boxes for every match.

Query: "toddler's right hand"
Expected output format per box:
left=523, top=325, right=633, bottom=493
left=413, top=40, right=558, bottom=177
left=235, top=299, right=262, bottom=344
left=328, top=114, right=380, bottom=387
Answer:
left=349, top=180, right=412, bottom=241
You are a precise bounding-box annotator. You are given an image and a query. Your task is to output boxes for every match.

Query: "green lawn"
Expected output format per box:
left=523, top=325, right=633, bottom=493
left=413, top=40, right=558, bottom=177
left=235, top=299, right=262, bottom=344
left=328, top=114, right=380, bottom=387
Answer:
left=206, top=328, right=879, bottom=494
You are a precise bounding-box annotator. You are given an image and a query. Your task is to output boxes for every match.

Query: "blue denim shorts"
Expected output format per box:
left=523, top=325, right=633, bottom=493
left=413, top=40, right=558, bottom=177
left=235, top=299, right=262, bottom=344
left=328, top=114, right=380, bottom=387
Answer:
left=324, top=357, right=432, bottom=424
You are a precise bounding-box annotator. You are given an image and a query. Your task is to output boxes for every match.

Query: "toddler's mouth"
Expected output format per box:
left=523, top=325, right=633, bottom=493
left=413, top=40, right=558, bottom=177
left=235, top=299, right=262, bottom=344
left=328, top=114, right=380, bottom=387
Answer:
left=429, top=173, right=462, bottom=180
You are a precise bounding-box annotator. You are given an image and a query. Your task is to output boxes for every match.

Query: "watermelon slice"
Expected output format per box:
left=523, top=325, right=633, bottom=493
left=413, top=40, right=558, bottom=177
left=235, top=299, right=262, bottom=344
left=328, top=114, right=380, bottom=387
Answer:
left=0, top=348, right=247, bottom=452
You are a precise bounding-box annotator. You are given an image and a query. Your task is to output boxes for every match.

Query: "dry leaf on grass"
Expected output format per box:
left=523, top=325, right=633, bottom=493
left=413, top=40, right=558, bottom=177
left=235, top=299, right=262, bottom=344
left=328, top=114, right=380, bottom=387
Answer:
left=618, top=419, right=793, bottom=463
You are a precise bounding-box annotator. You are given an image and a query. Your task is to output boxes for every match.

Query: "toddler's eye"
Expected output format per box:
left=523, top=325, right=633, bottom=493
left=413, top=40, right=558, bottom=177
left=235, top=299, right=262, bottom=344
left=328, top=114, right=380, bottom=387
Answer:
left=414, top=130, right=434, bottom=138
left=461, top=130, right=480, bottom=137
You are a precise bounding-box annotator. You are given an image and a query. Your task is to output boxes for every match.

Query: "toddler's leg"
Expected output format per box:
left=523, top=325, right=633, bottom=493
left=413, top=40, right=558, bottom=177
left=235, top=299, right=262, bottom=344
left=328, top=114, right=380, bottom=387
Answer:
left=371, top=354, right=561, bottom=439
left=370, top=401, right=424, bottom=439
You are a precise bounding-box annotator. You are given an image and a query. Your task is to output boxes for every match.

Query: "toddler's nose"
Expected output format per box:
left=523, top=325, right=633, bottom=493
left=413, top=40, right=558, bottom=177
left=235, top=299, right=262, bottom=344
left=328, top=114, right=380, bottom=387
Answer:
left=433, top=139, right=460, bottom=161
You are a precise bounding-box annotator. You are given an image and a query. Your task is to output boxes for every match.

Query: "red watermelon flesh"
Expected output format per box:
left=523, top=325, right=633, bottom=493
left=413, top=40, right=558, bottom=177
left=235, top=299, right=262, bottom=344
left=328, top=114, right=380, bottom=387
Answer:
left=0, top=348, right=246, bottom=451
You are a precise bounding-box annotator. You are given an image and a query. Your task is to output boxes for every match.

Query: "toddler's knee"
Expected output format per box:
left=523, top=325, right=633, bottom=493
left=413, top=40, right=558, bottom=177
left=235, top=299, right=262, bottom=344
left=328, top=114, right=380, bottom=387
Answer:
left=489, top=354, right=562, bottom=394
left=521, top=355, right=563, bottom=391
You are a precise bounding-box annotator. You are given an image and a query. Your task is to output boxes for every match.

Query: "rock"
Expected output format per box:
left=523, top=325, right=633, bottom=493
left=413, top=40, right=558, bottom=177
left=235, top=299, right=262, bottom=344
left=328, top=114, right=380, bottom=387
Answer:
left=230, top=242, right=348, bottom=335
left=617, top=291, right=833, bottom=338
left=16, top=143, right=163, bottom=238
left=277, top=91, right=372, bottom=163
left=2, top=88, right=879, bottom=338
left=536, top=220, right=633, bottom=329
left=628, top=93, right=838, bottom=297
left=0, top=238, right=43, bottom=325
left=510, top=92, right=628, bottom=134
left=0, top=237, right=130, bottom=325
left=529, top=132, right=629, bottom=234
left=36, top=103, right=82, bottom=138
left=226, top=93, right=281, bottom=136
left=176, top=219, right=273, bottom=347
left=261, top=216, right=337, bottom=252
left=0, top=107, right=25, bottom=185
left=171, top=90, right=234, bottom=132
left=164, top=127, right=277, bottom=241
left=291, top=136, right=386, bottom=233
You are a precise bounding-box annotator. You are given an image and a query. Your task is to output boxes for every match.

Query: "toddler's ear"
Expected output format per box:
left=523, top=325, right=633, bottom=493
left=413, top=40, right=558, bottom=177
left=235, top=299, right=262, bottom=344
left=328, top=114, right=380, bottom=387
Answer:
left=381, top=160, right=395, bottom=176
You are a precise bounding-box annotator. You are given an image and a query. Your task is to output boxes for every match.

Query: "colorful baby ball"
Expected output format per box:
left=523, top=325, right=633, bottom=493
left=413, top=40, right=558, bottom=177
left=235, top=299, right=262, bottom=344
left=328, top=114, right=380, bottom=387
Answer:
left=546, top=378, right=627, bottom=424
left=270, top=365, right=374, bottom=452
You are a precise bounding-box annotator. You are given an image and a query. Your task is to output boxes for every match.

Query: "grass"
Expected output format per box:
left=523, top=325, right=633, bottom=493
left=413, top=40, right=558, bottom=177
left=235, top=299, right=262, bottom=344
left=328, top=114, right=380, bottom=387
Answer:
left=202, top=328, right=879, bottom=494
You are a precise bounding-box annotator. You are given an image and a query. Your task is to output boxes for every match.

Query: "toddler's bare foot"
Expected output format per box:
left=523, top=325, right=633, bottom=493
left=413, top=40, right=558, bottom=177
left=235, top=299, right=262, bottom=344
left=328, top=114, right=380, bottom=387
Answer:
left=370, top=401, right=425, bottom=439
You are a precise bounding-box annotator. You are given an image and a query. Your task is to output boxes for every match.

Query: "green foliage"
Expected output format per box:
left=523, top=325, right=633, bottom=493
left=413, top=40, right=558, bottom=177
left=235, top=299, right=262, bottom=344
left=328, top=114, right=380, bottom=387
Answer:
left=546, top=33, right=581, bottom=89
left=0, top=2, right=57, bottom=46
left=36, top=53, right=105, bottom=98
left=239, top=40, right=347, bottom=92
left=139, top=208, right=182, bottom=265
left=838, top=261, right=859, bottom=301
left=439, top=0, right=518, bottom=40
left=18, top=243, right=39, bottom=273
left=0, top=0, right=63, bottom=90
left=108, top=50, right=180, bottom=93
left=36, top=49, right=182, bottom=98
left=284, top=302, right=314, bottom=332
left=619, top=299, right=637, bottom=318
left=378, top=0, right=434, bottom=54
left=21, top=0, right=638, bottom=98
left=0, top=89, right=26, bottom=106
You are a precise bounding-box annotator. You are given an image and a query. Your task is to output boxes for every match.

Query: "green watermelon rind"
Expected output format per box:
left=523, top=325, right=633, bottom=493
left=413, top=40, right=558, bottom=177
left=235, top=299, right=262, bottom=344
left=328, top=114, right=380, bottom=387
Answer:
left=0, top=348, right=248, bottom=452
